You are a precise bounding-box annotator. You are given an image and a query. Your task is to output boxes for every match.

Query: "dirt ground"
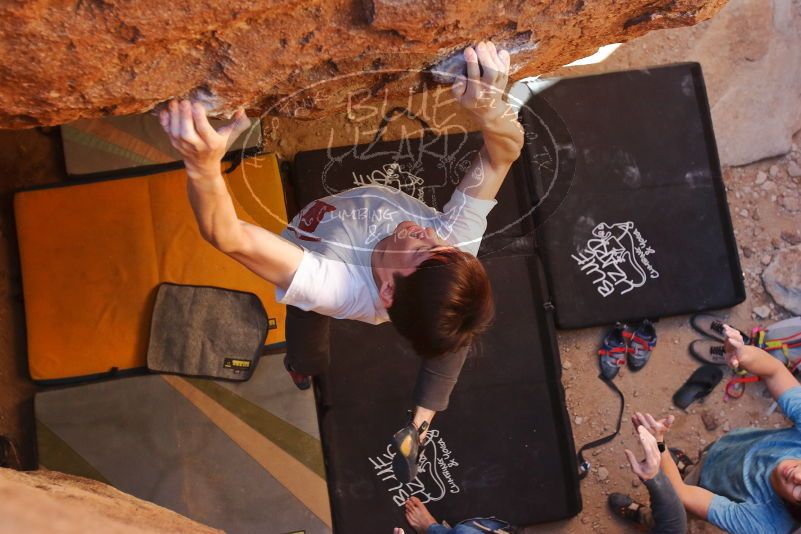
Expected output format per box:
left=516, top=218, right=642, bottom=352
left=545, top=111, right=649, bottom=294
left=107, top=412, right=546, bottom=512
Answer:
left=1, top=54, right=800, bottom=534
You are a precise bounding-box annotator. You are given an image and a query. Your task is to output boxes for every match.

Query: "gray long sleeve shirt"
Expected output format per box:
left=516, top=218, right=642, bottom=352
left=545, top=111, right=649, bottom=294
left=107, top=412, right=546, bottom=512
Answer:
left=645, top=471, right=688, bottom=534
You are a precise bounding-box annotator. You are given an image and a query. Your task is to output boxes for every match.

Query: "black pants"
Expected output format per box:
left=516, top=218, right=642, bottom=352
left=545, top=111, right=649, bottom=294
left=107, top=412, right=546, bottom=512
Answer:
left=285, top=305, right=331, bottom=376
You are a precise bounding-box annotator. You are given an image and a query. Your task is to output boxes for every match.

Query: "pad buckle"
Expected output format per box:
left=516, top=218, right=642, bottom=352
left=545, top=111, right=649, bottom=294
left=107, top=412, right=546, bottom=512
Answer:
left=579, top=460, right=591, bottom=476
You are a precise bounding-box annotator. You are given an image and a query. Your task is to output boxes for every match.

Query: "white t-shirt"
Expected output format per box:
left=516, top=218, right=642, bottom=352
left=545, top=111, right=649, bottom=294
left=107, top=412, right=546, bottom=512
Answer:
left=276, top=185, right=496, bottom=324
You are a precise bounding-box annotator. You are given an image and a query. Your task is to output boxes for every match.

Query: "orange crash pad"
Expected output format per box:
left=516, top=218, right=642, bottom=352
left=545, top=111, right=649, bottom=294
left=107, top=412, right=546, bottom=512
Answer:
left=15, top=154, right=288, bottom=382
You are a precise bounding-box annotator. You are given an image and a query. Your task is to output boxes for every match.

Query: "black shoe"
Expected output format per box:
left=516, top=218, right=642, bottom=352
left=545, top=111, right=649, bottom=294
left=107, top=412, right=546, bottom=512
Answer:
left=608, top=492, right=646, bottom=525
left=689, top=339, right=727, bottom=365
left=669, top=447, right=695, bottom=479
left=391, top=421, right=427, bottom=483
left=690, top=314, right=751, bottom=343
left=283, top=355, right=311, bottom=390
left=672, top=364, right=724, bottom=410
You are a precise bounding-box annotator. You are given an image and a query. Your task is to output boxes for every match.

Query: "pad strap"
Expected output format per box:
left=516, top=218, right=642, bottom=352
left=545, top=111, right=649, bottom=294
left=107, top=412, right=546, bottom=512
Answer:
left=576, top=374, right=624, bottom=480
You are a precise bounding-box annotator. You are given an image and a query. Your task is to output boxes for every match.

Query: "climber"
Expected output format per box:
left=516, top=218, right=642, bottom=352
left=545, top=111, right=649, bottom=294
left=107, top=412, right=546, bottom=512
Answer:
left=160, top=40, right=525, bottom=482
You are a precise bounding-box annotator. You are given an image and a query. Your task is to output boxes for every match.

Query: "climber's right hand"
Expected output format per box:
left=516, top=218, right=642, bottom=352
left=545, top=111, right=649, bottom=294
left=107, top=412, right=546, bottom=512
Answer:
left=159, top=99, right=249, bottom=179
left=451, top=40, right=511, bottom=125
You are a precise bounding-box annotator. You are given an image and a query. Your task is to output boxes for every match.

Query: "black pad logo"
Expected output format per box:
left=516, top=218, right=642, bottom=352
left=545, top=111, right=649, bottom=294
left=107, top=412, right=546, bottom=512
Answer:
left=370, top=429, right=461, bottom=507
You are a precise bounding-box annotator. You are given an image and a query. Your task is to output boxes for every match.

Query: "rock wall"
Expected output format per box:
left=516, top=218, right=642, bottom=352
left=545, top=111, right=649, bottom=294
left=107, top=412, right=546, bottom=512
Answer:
left=0, top=468, right=223, bottom=533
left=0, top=0, right=727, bottom=129
left=554, top=0, right=801, bottom=166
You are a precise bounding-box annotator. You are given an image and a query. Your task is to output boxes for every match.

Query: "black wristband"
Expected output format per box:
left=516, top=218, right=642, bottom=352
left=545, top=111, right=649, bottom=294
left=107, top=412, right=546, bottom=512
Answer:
left=657, top=441, right=666, bottom=453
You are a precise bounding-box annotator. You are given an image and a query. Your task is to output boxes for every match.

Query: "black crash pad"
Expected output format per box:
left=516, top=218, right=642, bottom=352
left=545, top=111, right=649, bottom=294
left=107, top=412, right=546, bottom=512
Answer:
left=290, top=129, right=581, bottom=530
left=519, top=63, right=745, bottom=327
left=315, top=254, right=580, bottom=531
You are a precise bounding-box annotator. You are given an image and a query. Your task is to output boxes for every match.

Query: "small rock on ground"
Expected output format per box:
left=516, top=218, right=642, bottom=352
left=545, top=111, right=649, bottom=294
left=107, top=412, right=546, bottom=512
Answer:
left=781, top=231, right=801, bottom=245
left=701, top=410, right=720, bottom=431
left=753, top=305, right=771, bottom=319
left=762, top=246, right=801, bottom=314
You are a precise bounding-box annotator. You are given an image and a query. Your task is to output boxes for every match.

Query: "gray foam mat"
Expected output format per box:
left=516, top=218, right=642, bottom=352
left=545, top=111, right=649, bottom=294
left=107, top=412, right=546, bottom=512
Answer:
left=36, top=361, right=330, bottom=534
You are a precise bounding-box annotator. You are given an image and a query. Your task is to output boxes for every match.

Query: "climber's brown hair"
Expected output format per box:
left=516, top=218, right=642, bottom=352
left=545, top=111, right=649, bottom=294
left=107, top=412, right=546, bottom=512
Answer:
left=388, top=248, right=494, bottom=358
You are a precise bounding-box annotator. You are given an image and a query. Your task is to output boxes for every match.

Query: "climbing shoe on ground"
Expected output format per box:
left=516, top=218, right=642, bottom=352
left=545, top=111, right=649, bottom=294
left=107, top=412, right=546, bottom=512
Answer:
left=608, top=493, right=647, bottom=525
left=624, top=319, right=657, bottom=372
left=670, top=448, right=695, bottom=479
left=689, top=339, right=727, bottom=365
left=283, top=355, right=311, bottom=391
left=690, top=313, right=750, bottom=343
left=599, top=323, right=633, bottom=380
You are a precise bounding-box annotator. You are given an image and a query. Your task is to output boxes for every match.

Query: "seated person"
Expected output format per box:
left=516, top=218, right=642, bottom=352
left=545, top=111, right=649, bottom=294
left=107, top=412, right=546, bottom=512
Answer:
left=394, top=496, right=515, bottom=533
left=608, top=422, right=688, bottom=533
left=638, top=324, right=801, bottom=534
left=397, top=424, right=688, bottom=534
left=393, top=424, right=688, bottom=533
left=160, top=40, right=525, bottom=480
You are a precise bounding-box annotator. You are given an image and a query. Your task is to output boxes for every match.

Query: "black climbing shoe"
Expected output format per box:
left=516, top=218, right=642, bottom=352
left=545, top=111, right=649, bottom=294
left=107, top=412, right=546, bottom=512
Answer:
left=690, top=314, right=750, bottom=343
left=608, top=492, right=646, bottom=525
left=283, top=355, right=311, bottom=391
left=391, top=420, right=428, bottom=483
left=689, top=339, right=727, bottom=365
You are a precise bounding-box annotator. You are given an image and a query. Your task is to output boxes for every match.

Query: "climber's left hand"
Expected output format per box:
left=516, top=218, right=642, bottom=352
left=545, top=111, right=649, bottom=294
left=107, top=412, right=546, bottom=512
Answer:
left=159, top=99, right=249, bottom=179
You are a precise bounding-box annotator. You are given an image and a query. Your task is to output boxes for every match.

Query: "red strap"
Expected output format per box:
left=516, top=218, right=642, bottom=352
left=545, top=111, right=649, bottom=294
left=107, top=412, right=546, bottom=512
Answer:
left=731, top=375, right=760, bottom=385
left=766, top=331, right=801, bottom=342
left=599, top=347, right=633, bottom=356
left=725, top=375, right=760, bottom=400
left=623, top=331, right=653, bottom=351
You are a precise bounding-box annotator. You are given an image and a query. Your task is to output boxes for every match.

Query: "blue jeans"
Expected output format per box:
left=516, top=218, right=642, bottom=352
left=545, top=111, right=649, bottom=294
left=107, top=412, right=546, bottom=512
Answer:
left=427, top=517, right=511, bottom=534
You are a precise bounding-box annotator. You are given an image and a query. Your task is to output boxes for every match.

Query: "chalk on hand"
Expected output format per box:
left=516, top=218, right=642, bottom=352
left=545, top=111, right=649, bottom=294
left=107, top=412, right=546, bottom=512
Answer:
left=428, top=35, right=537, bottom=84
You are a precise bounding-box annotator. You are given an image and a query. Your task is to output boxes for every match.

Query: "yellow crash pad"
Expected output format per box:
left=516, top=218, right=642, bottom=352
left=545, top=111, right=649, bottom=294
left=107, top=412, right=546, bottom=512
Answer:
left=15, top=154, right=288, bottom=382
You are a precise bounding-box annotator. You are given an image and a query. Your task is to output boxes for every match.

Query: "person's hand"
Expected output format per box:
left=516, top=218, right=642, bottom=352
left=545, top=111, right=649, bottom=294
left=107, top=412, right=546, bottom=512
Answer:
left=451, top=41, right=512, bottom=125
left=159, top=99, right=250, bottom=179
left=632, top=412, right=674, bottom=442
left=393, top=529, right=404, bottom=534
left=624, top=425, right=661, bottom=481
left=723, top=324, right=750, bottom=370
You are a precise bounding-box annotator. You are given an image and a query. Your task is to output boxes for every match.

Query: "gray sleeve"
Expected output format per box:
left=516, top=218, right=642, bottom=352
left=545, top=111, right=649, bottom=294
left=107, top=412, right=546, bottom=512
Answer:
left=412, top=346, right=469, bottom=411
left=644, top=471, right=688, bottom=534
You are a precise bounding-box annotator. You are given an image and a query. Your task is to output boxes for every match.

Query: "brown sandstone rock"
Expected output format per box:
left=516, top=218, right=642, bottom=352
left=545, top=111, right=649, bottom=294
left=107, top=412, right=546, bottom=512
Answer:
left=763, top=246, right=801, bottom=315
left=555, top=0, right=801, bottom=167
left=0, top=467, right=223, bottom=533
left=0, top=0, right=726, bottom=128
